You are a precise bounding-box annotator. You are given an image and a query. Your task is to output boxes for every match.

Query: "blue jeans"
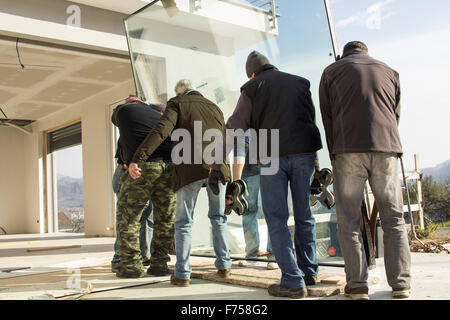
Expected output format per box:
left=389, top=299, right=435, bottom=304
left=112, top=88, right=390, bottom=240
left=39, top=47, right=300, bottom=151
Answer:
left=174, top=178, right=232, bottom=280
left=242, top=174, right=272, bottom=256
left=111, top=167, right=153, bottom=266
left=260, top=154, right=318, bottom=288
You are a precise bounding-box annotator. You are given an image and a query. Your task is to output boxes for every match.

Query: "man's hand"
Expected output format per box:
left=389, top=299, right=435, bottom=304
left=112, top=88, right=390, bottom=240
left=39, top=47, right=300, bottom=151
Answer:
left=129, top=162, right=142, bottom=180
left=208, top=169, right=227, bottom=195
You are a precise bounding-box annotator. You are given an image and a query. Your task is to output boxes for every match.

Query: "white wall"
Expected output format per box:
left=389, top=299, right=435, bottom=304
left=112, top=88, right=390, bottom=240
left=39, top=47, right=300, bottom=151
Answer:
left=0, top=127, right=29, bottom=234
left=80, top=80, right=135, bottom=236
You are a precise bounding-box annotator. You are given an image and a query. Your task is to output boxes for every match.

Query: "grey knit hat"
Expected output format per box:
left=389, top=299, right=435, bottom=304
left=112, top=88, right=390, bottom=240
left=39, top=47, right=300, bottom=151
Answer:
left=245, top=51, right=270, bottom=78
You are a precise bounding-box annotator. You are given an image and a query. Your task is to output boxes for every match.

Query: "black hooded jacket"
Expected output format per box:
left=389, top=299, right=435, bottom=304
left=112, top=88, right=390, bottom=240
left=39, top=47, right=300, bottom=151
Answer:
left=239, top=65, right=323, bottom=156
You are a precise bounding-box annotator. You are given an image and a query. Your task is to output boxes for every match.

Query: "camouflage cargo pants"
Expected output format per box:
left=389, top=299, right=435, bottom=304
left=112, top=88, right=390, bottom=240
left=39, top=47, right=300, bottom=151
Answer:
left=116, top=161, right=176, bottom=273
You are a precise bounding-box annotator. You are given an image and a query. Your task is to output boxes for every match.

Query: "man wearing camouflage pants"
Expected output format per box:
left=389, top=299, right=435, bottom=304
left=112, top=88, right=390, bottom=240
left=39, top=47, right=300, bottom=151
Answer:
left=113, top=96, right=176, bottom=278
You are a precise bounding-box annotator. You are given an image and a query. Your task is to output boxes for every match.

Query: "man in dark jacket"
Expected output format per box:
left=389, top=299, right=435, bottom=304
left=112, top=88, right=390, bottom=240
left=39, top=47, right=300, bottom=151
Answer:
left=112, top=96, right=175, bottom=278
left=129, top=79, right=232, bottom=286
left=319, top=41, right=411, bottom=300
left=209, top=51, right=323, bottom=299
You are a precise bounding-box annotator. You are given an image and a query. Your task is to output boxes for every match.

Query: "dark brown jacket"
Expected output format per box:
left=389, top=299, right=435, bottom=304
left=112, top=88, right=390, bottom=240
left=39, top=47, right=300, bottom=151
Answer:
left=319, top=49, right=402, bottom=157
left=131, top=91, right=231, bottom=191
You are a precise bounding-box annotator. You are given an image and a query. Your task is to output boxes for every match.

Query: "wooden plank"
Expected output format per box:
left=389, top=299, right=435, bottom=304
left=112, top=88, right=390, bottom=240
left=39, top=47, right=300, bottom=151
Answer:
left=320, top=278, right=342, bottom=285
left=1, top=267, right=31, bottom=273
left=415, top=154, right=425, bottom=230
left=26, top=245, right=81, bottom=252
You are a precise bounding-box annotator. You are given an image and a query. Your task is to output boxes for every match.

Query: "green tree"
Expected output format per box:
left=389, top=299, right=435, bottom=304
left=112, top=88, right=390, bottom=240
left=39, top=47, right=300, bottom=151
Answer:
left=419, top=176, right=450, bottom=223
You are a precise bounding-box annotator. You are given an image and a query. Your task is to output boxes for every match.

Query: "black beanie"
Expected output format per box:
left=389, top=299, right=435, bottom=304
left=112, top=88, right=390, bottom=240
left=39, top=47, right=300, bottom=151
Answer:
left=245, top=51, right=270, bottom=78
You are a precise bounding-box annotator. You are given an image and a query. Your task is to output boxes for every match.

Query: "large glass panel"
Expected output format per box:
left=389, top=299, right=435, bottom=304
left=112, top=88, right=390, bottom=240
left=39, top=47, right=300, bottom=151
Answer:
left=124, top=0, right=343, bottom=266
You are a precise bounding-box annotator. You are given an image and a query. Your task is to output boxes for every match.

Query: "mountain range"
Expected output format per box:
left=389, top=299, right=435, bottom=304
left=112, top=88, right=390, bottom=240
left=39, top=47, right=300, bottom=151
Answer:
left=421, top=159, right=450, bottom=184
left=57, top=175, right=84, bottom=210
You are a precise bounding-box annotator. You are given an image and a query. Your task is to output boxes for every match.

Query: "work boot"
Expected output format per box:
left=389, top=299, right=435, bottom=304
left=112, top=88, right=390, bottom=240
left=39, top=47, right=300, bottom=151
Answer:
left=268, top=284, right=308, bottom=299
left=392, top=286, right=411, bottom=299
left=142, top=258, right=151, bottom=266
left=344, top=285, right=369, bottom=300
left=170, top=274, right=190, bottom=287
left=146, top=265, right=170, bottom=277
left=304, top=275, right=318, bottom=286
left=111, top=263, right=121, bottom=273
left=115, top=267, right=145, bottom=279
left=217, top=268, right=231, bottom=279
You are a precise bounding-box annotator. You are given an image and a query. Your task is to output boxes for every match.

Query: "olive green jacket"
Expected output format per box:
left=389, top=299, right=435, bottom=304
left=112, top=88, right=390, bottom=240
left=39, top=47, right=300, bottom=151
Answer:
left=131, top=91, right=231, bottom=191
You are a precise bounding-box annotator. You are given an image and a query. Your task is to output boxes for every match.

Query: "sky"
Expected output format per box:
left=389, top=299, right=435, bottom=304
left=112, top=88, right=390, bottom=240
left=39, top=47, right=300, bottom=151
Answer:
left=55, top=144, right=83, bottom=179
left=329, top=0, right=450, bottom=170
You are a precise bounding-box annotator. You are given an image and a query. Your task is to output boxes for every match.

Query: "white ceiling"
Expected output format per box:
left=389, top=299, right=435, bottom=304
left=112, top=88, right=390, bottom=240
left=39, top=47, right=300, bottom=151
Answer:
left=0, top=38, right=133, bottom=121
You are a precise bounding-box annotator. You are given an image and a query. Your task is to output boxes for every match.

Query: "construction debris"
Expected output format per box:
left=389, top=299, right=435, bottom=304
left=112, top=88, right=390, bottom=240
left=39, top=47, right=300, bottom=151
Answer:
left=410, top=241, right=450, bottom=254
left=74, top=282, right=94, bottom=300
left=28, top=293, right=56, bottom=300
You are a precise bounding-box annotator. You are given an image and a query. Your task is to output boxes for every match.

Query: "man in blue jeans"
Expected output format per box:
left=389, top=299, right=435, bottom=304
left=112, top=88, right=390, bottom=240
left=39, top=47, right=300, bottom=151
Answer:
left=110, top=151, right=153, bottom=272
left=233, top=135, right=278, bottom=270
left=209, top=51, right=322, bottom=299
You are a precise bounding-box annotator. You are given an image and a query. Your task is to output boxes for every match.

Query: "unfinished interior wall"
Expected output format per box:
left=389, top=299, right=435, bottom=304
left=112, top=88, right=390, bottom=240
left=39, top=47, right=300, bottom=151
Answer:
left=0, top=127, right=28, bottom=234
left=0, top=0, right=137, bottom=235
left=10, top=79, right=134, bottom=236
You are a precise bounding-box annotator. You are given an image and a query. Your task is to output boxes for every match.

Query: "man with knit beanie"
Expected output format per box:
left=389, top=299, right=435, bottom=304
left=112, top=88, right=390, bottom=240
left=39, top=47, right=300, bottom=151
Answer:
left=209, top=51, right=323, bottom=299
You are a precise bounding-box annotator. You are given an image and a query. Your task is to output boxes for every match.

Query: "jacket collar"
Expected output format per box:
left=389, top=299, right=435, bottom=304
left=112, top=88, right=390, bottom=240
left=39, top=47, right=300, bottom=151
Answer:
left=182, top=90, right=202, bottom=97
left=255, top=64, right=278, bottom=76
left=342, top=48, right=369, bottom=59
left=241, top=64, right=278, bottom=90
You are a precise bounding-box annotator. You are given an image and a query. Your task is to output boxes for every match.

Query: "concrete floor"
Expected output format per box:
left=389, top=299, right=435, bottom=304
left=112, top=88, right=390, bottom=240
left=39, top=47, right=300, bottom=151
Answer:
left=0, top=233, right=449, bottom=300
